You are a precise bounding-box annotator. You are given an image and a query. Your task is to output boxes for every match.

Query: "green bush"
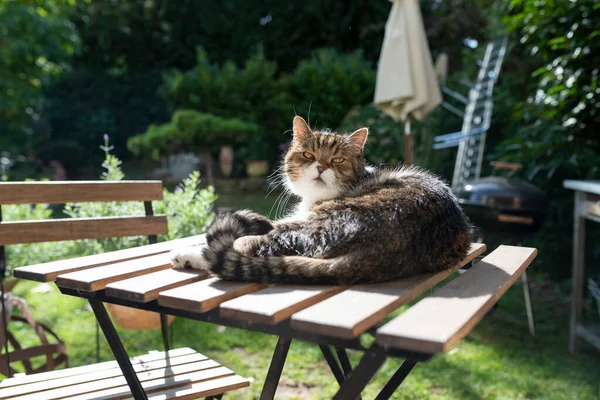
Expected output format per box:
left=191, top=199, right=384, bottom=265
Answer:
left=4, top=140, right=216, bottom=277
left=289, top=49, right=376, bottom=130
left=158, top=48, right=289, bottom=169
left=127, top=110, right=258, bottom=159
left=160, top=47, right=289, bottom=141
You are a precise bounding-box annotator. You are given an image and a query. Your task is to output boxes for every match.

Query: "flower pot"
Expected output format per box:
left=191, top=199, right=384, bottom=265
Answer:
left=219, top=146, right=234, bottom=177
left=246, top=160, right=268, bottom=177
left=106, top=303, right=175, bottom=331
left=2, top=278, right=20, bottom=293
left=168, top=152, right=200, bottom=181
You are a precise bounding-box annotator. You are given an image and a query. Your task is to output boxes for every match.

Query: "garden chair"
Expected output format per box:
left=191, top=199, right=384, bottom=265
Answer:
left=0, top=180, right=250, bottom=399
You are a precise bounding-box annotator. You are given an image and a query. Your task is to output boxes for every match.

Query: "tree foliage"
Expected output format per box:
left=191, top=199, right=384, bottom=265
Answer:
left=0, top=0, right=79, bottom=151
left=498, top=0, right=600, bottom=183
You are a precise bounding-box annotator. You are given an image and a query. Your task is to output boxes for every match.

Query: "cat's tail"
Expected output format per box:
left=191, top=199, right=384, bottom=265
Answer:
left=203, top=248, right=350, bottom=285
left=202, top=210, right=357, bottom=285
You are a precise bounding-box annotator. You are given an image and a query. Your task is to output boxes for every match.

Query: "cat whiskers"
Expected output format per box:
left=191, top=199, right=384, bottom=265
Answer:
left=269, top=187, right=294, bottom=220
left=266, top=166, right=285, bottom=198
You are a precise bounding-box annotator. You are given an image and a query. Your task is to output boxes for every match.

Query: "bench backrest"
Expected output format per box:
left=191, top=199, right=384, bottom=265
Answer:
left=0, top=181, right=168, bottom=246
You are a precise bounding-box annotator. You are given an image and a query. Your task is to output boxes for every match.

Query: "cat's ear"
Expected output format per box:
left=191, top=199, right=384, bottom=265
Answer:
left=349, top=127, right=368, bottom=152
left=292, top=116, right=312, bottom=142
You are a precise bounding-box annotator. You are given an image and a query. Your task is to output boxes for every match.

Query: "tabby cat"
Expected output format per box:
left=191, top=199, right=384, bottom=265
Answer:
left=170, top=116, right=472, bottom=284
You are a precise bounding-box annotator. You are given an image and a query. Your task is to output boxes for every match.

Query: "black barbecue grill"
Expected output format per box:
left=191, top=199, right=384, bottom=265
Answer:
left=455, top=175, right=549, bottom=236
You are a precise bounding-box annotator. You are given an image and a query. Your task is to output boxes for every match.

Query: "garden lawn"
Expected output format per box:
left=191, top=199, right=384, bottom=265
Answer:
left=5, top=190, right=600, bottom=399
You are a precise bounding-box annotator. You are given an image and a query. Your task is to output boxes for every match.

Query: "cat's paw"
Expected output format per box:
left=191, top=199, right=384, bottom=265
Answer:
left=232, top=235, right=266, bottom=255
left=170, top=246, right=210, bottom=271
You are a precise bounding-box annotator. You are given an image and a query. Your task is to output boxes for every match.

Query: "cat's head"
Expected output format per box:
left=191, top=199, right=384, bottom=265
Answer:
left=284, top=116, right=368, bottom=203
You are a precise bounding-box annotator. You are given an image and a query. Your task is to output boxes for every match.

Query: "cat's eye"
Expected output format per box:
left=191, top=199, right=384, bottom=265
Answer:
left=303, top=152, right=315, bottom=160
left=331, top=157, right=345, bottom=164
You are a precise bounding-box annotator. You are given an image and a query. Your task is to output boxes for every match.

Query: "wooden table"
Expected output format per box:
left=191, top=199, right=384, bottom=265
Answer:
left=14, top=238, right=537, bottom=399
left=563, top=180, right=600, bottom=353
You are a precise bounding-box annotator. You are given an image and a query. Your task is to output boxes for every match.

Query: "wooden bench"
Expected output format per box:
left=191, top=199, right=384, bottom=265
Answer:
left=0, top=181, right=250, bottom=399
left=0, top=348, right=249, bottom=400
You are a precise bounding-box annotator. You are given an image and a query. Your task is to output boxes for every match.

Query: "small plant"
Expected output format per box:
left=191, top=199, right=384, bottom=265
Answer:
left=4, top=136, right=217, bottom=277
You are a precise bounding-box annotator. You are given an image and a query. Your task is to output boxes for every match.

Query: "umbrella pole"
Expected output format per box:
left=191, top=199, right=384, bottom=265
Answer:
left=404, top=116, right=413, bottom=165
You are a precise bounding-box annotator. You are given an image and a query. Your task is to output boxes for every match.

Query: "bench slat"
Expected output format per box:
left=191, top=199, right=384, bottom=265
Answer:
left=13, top=235, right=206, bottom=283
left=135, top=375, right=250, bottom=400
left=0, top=216, right=168, bottom=245
left=55, top=254, right=173, bottom=292
left=376, top=245, right=537, bottom=354
left=219, top=285, right=346, bottom=324
left=0, top=354, right=211, bottom=398
left=291, top=243, right=486, bottom=338
left=16, top=365, right=235, bottom=400
left=0, top=181, right=164, bottom=205
left=0, top=348, right=196, bottom=388
left=105, top=269, right=209, bottom=302
left=158, top=278, right=265, bottom=313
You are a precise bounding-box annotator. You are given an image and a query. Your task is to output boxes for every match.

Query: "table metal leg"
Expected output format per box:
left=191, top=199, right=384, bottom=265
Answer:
left=335, top=347, right=353, bottom=378
left=521, top=271, right=535, bottom=336
left=260, top=336, right=292, bottom=400
left=374, top=360, right=417, bottom=400
left=89, top=300, right=148, bottom=400
left=570, top=191, right=586, bottom=353
left=332, top=345, right=387, bottom=400
left=320, top=345, right=345, bottom=385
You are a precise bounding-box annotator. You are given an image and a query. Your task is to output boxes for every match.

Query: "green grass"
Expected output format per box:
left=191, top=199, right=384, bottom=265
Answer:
left=5, top=187, right=600, bottom=399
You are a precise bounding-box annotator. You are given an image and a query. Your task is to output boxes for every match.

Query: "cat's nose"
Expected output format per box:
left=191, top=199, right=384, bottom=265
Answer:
left=317, top=165, right=325, bottom=174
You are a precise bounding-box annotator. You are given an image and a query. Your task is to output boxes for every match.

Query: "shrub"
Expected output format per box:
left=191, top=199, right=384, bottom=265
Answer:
left=127, top=110, right=258, bottom=158
left=160, top=48, right=290, bottom=140
left=289, top=48, right=376, bottom=130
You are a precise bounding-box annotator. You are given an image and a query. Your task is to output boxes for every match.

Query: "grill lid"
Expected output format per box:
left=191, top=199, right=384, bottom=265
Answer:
left=456, top=176, right=548, bottom=213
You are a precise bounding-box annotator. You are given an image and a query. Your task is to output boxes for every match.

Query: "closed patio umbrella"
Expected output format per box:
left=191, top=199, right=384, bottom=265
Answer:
left=374, top=0, right=442, bottom=165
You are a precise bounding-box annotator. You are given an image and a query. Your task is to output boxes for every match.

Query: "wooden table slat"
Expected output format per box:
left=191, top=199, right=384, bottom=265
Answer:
left=13, top=235, right=206, bottom=283
left=376, top=245, right=537, bottom=354
left=291, top=243, right=487, bottom=338
left=105, top=269, right=209, bottom=302
left=158, top=278, right=266, bottom=313
left=55, top=254, right=173, bottom=292
left=219, top=284, right=347, bottom=324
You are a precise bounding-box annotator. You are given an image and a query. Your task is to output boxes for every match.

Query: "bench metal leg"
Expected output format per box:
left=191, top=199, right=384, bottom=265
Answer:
left=89, top=300, right=148, bottom=400
left=260, top=336, right=291, bottom=400
left=374, top=360, right=417, bottom=400
left=160, top=313, right=170, bottom=351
